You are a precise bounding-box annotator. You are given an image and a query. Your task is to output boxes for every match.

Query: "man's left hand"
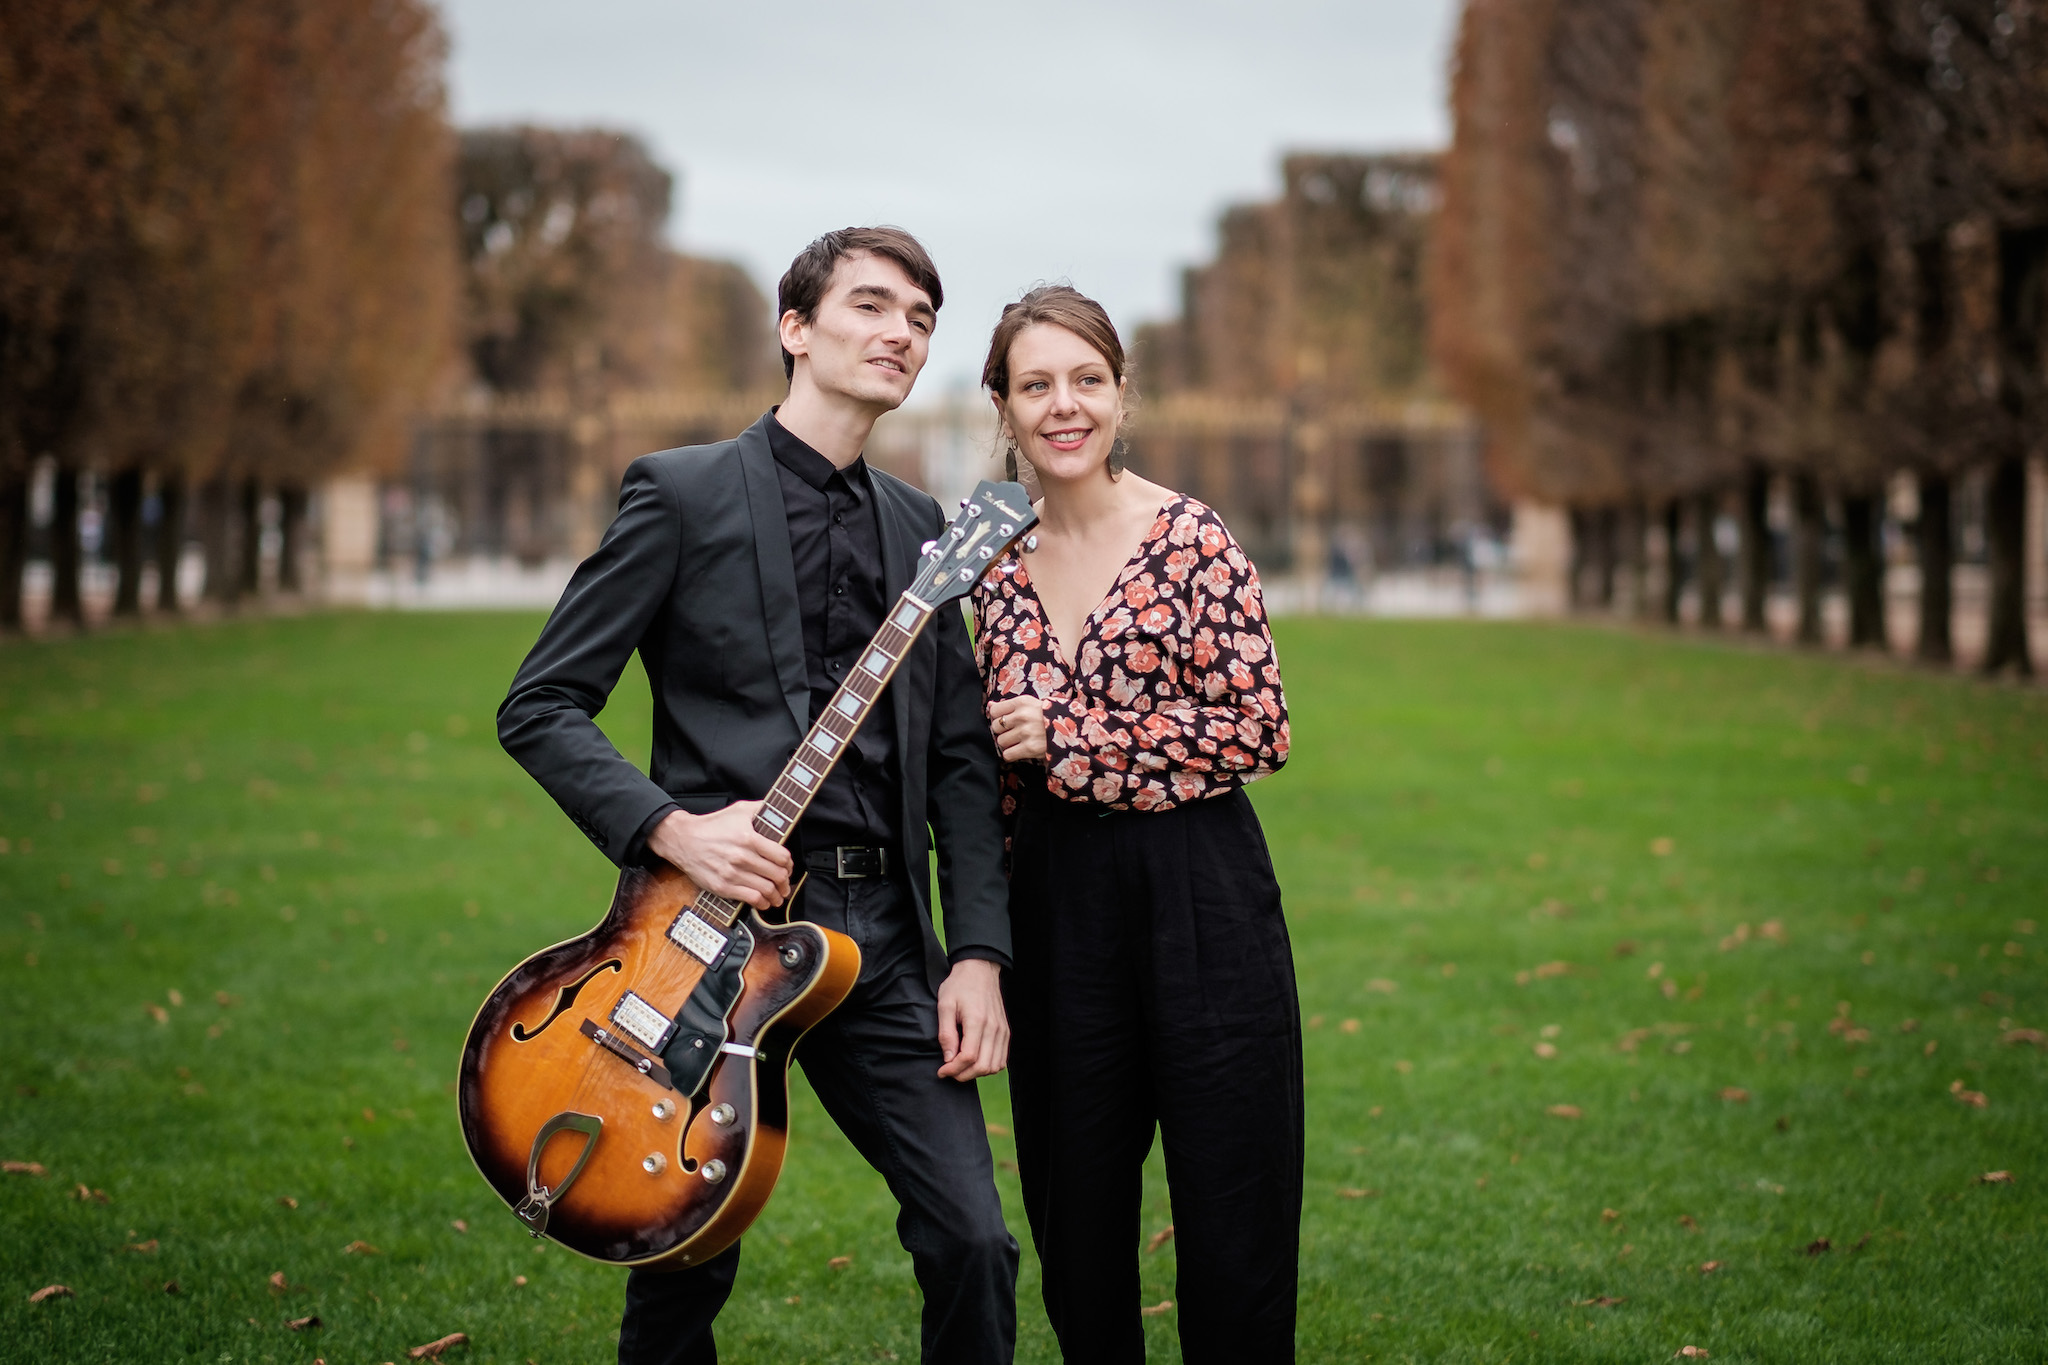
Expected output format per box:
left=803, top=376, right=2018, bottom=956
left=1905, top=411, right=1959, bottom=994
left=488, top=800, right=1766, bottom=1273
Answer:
left=935, top=958, right=1009, bottom=1081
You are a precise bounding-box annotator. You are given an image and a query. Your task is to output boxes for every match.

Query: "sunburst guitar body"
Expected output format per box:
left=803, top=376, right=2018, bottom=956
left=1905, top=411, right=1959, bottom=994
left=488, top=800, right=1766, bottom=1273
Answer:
left=457, top=480, right=1039, bottom=1268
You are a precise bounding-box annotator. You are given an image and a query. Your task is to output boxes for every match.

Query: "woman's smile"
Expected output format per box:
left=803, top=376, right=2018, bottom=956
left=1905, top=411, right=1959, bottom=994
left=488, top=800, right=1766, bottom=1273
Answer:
left=1038, top=427, right=1092, bottom=451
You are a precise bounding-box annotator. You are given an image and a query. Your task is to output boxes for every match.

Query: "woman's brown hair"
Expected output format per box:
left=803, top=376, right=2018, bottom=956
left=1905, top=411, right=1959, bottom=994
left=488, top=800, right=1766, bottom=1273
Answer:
left=981, top=285, right=1130, bottom=481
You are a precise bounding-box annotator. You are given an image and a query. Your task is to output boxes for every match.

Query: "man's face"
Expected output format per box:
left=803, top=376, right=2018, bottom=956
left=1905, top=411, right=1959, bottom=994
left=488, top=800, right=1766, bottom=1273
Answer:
left=781, top=252, right=934, bottom=412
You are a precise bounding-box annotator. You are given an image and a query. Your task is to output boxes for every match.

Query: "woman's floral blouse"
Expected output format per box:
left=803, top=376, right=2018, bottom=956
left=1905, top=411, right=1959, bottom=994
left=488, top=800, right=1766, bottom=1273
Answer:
left=971, top=494, right=1289, bottom=818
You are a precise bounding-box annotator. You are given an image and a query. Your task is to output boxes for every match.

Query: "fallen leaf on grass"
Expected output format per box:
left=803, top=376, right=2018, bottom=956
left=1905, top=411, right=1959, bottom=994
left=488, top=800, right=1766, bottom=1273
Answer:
left=1650, top=837, right=1675, bottom=857
left=1366, top=979, right=1398, bottom=994
left=1948, top=1081, right=1989, bottom=1109
left=278, top=1197, right=298, bottom=1209
left=342, top=1240, right=381, bottom=1255
left=1699, top=1261, right=1723, bottom=1274
left=287, top=1316, right=323, bottom=1331
left=2001, top=1028, right=2046, bottom=1048
left=1673, top=1348, right=1709, bottom=1360
left=784, top=1295, right=801, bottom=1305
left=73, top=1184, right=109, bottom=1203
left=1978, top=1171, right=2014, bottom=1184
left=1341, top=1019, right=1361, bottom=1034
left=28, top=1285, right=72, bottom=1303
left=1805, top=1238, right=1832, bottom=1256
left=409, top=1332, right=468, bottom=1359
left=451, top=1219, right=468, bottom=1233
left=828, top=1256, right=853, bottom=1270
left=125, top=1239, right=159, bottom=1254
left=3, top=1161, right=46, bottom=1176
left=1139, top=1300, right=1174, bottom=1316
left=1306, top=1014, right=1324, bottom=1029
left=1575, top=1296, right=1626, bottom=1307
left=513, top=1275, right=527, bottom=1287
left=269, top=1272, right=288, bottom=1291
left=1533, top=961, right=1571, bottom=979
left=1338, top=1188, right=1379, bottom=1199
left=1600, top=1208, right=1620, bottom=1223
left=1547, top=1105, right=1582, bottom=1120
left=1145, top=1225, right=1175, bottom=1253
left=997, top=1159, right=1019, bottom=1173
left=985, top=1123, right=1010, bottom=1136
left=1719, top=1088, right=1749, bottom=1103
left=1678, top=1215, right=1699, bottom=1230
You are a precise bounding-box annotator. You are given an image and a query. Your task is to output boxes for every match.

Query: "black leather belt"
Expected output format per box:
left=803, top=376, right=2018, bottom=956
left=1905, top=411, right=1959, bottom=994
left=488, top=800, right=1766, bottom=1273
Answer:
left=803, top=845, right=890, bottom=880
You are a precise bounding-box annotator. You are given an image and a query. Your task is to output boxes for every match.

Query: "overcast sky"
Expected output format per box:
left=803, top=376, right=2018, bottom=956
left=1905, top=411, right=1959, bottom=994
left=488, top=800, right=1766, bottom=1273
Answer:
left=439, top=0, right=1461, bottom=399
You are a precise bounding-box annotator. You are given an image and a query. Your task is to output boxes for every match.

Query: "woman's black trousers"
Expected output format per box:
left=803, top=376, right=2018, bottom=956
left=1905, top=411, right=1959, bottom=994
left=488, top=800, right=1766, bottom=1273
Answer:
left=1004, top=784, right=1303, bottom=1364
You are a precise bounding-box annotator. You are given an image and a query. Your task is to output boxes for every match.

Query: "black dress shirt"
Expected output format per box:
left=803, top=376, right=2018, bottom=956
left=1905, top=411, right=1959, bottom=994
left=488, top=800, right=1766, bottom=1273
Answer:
left=765, top=412, right=902, bottom=852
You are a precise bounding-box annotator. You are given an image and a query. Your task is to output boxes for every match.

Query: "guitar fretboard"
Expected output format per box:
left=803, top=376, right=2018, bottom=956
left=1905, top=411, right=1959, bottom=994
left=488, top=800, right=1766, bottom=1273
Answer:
left=691, top=593, right=934, bottom=928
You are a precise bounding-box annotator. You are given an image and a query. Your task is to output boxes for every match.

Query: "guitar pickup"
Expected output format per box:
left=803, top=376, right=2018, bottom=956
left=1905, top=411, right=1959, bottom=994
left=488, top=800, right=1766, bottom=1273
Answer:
left=609, top=990, right=675, bottom=1052
left=579, top=1018, right=674, bottom=1090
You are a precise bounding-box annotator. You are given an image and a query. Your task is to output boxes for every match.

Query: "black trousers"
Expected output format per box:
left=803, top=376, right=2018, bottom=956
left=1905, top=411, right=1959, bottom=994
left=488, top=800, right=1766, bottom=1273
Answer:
left=1005, top=786, right=1303, bottom=1364
left=618, top=868, right=1019, bottom=1364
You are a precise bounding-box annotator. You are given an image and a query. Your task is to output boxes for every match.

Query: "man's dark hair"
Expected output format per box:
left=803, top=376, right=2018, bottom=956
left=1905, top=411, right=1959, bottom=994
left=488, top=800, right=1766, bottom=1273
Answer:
left=777, top=226, right=943, bottom=379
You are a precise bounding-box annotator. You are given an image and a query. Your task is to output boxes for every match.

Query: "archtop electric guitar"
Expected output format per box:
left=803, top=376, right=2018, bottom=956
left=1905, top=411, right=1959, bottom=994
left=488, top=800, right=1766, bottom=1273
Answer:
left=458, top=479, right=1037, bottom=1268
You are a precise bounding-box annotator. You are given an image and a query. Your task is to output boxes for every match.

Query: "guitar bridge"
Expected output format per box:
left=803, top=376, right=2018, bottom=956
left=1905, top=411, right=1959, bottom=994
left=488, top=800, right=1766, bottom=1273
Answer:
left=579, top=1018, right=674, bottom=1090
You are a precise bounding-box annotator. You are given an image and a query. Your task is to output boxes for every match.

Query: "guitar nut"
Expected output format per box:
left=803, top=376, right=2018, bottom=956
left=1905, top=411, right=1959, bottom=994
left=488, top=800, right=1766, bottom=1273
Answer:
left=642, top=1153, right=666, bottom=1174
left=701, top=1159, right=727, bottom=1184
left=709, top=1103, right=735, bottom=1126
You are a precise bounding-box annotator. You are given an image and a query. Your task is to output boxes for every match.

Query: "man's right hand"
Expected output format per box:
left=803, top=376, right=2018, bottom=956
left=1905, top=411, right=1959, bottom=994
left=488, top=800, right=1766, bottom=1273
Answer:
left=646, top=804, right=792, bottom=909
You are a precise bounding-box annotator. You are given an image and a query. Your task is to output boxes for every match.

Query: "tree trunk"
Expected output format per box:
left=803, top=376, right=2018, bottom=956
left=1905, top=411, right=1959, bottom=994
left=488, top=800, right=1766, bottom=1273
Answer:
left=1567, top=507, right=1590, bottom=609
left=1627, top=501, right=1651, bottom=619
left=1696, top=491, right=1724, bottom=629
left=238, top=477, right=262, bottom=598
left=1594, top=507, right=1618, bottom=608
left=1982, top=454, right=2032, bottom=676
left=154, top=474, right=186, bottom=613
left=1916, top=470, right=1952, bottom=663
left=50, top=465, right=84, bottom=627
left=1661, top=499, right=1684, bottom=624
left=1740, top=465, right=1770, bottom=632
left=0, top=472, right=25, bottom=632
left=202, top=476, right=240, bottom=609
left=109, top=467, right=144, bottom=617
left=1842, top=492, right=1885, bottom=649
left=278, top=485, right=307, bottom=593
left=1793, top=473, right=1825, bottom=645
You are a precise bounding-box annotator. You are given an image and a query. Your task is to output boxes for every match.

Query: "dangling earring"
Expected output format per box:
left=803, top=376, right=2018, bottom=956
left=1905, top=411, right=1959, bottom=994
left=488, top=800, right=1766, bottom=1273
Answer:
left=1107, top=436, right=1127, bottom=482
left=1004, top=434, right=1020, bottom=483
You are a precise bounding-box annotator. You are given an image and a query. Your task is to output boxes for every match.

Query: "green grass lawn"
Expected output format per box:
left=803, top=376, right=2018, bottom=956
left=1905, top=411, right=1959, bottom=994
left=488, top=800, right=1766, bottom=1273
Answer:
left=1, top=612, right=2043, bottom=1364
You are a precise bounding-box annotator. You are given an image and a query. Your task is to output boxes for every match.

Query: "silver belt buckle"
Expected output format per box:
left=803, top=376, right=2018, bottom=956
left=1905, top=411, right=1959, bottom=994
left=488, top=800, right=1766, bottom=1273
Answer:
left=835, top=846, right=883, bottom=879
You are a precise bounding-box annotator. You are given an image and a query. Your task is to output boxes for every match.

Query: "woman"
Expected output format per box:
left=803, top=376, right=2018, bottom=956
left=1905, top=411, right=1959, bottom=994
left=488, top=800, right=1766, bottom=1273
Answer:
left=971, top=285, right=1301, bottom=1363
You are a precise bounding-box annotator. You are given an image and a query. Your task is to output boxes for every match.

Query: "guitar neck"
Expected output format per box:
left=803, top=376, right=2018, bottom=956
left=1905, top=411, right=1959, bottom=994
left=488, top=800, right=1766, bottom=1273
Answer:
left=692, top=592, right=936, bottom=928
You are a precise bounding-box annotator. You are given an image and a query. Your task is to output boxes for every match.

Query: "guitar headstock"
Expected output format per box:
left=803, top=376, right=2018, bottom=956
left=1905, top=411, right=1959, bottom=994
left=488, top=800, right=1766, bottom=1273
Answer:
left=909, top=480, right=1038, bottom=607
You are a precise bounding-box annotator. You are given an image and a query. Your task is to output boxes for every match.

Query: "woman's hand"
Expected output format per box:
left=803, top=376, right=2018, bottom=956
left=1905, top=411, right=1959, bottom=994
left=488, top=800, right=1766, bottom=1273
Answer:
left=989, top=695, right=1048, bottom=762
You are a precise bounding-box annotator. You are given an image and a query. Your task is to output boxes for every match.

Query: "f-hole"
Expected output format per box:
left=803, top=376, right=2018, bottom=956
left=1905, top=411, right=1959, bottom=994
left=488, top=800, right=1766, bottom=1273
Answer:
left=512, top=959, right=623, bottom=1041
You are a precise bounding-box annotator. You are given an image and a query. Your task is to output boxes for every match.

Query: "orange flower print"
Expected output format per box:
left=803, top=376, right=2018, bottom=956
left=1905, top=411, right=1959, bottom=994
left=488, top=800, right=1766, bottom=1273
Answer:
left=1125, top=641, right=1163, bottom=674
left=1136, top=602, right=1175, bottom=633
left=1198, top=521, right=1228, bottom=556
left=1123, top=575, right=1159, bottom=608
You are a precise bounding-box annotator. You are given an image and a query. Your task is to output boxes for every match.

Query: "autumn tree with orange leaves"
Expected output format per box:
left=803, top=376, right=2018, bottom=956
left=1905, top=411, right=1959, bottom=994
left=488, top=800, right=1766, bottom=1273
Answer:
left=0, top=0, right=456, bottom=629
left=1433, top=0, right=2048, bottom=674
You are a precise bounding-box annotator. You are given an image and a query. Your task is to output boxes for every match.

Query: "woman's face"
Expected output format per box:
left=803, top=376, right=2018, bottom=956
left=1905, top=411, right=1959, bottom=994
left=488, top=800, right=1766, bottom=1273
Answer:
left=995, top=323, right=1124, bottom=486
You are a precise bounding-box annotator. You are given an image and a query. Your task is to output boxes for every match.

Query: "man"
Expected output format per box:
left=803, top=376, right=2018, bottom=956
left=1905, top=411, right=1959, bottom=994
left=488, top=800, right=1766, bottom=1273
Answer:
left=497, top=226, right=1018, bottom=1364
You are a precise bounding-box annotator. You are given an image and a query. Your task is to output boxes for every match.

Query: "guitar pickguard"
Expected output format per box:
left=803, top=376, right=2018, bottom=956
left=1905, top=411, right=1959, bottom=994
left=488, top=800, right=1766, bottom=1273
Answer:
left=661, top=919, right=754, bottom=1098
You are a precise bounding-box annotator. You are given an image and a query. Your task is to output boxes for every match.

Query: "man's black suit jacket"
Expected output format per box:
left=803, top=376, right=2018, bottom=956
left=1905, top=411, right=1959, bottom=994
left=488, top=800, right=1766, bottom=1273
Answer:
left=498, top=413, right=1010, bottom=987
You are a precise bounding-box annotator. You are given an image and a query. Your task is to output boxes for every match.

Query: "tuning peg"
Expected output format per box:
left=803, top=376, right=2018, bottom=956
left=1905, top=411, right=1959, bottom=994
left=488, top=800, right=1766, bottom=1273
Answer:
left=1022, top=533, right=1039, bottom=553
left=920, top=539, right=938, bottom=557
left=958, top=497, right=970, bottom=508
left=967, top=503, right=983, bottom=518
